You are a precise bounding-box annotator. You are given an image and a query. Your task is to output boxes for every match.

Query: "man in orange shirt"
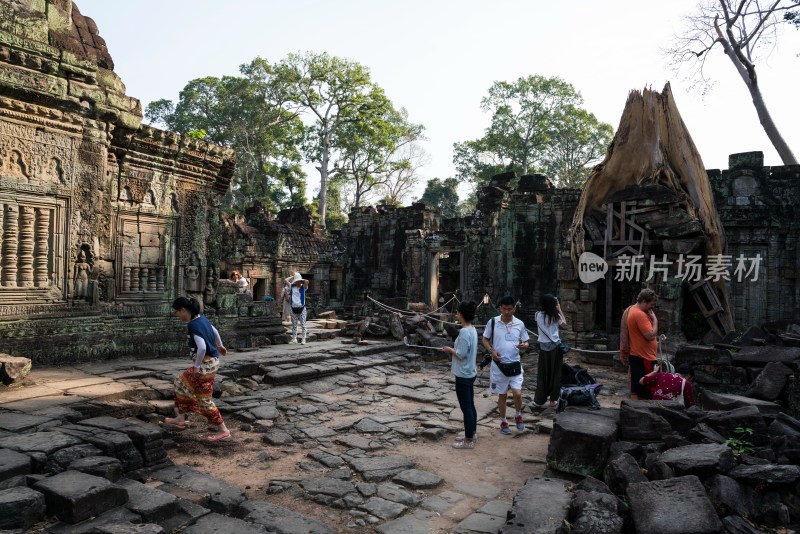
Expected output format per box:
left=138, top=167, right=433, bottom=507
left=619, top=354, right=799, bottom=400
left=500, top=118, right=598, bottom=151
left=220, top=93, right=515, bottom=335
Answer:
left=622, top=289, right=658, bottom=399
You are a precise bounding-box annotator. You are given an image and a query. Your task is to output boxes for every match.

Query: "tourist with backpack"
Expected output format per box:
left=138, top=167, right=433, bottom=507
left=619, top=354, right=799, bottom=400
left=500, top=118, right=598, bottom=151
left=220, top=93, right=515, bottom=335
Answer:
left=285, top=272, right=309, bottom=344
left=534, top=294, right=568, bottom=407
left=482, top=296, right=530, bottom=435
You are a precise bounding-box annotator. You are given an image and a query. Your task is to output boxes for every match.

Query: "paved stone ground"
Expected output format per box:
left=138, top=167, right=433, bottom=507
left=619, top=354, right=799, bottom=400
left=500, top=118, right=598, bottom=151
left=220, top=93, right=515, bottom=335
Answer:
left=0, top=332, right=630, bottom=533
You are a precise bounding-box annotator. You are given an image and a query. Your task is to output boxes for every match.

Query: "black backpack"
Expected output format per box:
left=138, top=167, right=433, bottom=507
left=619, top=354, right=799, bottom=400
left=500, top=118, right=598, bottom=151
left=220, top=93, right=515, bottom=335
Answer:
left=560, top=364, right=595, bottom=387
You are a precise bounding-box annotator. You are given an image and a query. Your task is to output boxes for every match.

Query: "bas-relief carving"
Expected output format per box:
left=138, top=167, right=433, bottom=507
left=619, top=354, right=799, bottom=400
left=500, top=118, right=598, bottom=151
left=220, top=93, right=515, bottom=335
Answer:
left=204, top=265, right=217, bottom=305
left=117, top=216, right=172, bottom=297
left=72, top=248, right=92, bottom=298
left=0, top=120, right=78, bottom=187
left=184, top=251, right=201, bottom=293
left=0, top=199, right=60, bottom=293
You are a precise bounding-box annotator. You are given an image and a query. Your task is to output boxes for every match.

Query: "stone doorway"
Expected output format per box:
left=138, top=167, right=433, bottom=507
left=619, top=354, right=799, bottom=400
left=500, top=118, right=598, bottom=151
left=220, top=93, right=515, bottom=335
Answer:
left=428, top=250, right=463, bottom=311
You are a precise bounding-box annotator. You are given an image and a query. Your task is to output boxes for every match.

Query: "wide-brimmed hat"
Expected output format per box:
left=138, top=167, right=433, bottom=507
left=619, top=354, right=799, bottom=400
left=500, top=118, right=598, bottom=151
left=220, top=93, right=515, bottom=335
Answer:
left=291, top=272, right=303, bottom=283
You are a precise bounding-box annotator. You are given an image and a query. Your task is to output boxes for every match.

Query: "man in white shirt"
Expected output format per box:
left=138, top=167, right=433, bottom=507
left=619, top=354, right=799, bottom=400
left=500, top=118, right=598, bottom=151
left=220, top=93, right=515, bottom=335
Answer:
left=482, top=296, right=530, bottom=435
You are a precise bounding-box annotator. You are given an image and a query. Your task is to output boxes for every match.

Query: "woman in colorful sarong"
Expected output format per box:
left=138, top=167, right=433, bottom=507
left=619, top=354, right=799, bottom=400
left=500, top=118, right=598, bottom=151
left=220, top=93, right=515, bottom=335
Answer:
left=165, top=297, right=231, bottom=441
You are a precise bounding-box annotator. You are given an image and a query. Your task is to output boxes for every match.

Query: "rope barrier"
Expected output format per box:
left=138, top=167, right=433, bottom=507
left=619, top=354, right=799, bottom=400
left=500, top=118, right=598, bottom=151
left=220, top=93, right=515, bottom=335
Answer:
left=365, top=294, right=621, bottom=353
left=366, top=295, right=462, bottom=326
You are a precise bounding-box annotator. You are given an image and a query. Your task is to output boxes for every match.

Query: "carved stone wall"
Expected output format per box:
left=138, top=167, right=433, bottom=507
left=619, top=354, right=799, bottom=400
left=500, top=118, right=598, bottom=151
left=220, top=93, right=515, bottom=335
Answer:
left=217, top=206, right=337, bottom=314
left=710, top=152, right=800, bottom=327
left=0, top=1, right=235, bottom=364
left=341, top=161, right=800, bottom=341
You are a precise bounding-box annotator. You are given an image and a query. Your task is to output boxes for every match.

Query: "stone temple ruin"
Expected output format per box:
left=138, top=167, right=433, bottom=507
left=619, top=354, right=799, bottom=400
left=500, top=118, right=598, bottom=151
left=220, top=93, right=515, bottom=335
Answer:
left=1, top=2, right=799, bottom=366
left=3, top=2, right=800, bottom=532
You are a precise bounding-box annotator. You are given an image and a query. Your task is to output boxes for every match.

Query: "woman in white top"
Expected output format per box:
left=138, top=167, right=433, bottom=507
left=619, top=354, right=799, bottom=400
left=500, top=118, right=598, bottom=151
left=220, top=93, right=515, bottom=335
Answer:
left=534, top=294, right=567, bottom=407
left=231, top=271, right=249, bottom=294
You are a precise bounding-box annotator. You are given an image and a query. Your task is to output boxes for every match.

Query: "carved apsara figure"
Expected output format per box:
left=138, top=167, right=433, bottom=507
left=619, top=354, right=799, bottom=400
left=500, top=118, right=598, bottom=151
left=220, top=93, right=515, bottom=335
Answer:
left=184, top=252, right=202, bottom=292
left=73, top=251, right=91, bottom=298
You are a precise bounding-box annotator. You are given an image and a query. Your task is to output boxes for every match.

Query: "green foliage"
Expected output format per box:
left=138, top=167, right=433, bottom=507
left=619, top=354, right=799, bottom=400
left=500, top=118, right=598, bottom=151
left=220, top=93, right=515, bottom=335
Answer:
left=144, top=57, right=307, bottom=214
left=274, top=52, right=378, bottom=227
left=332, top=89, right=425, bottom=209
left=419, top=177, right=460, bottom=218
left=541, top=106, right=613, bottom=187
left=724, top=426, right=754, bottom=459
left=453, top=75, right=613, bottom=192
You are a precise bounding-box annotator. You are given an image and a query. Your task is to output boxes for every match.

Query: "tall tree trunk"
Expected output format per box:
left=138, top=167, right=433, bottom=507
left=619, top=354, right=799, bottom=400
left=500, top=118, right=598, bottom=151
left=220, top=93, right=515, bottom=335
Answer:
left=714, top=15, right=798, bottom=165
left=318, top=145, right=329, bottom=228
left=727, top=59, right=798, bottom=166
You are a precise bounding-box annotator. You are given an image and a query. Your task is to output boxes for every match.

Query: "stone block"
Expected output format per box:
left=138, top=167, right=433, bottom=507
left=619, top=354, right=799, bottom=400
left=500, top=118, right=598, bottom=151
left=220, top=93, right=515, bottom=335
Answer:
left=618, top=400, right=671, bottom=443
left=237, top=499, right=336, bottom=533
left=698, top=406, right=768, bottom=439
left=728, top=464, right=800, bottom=486
left=183, top=512, right=267, bottom=534
left=57, top=424, right=144, bottom=472
left=68, top=455, right=123, bottom=481
left=116, top=478, right=179, bottom=522
left=701, top=390, right=782, bottom=416
left=0, top=486, right=46, bottom=530
left=627, top=476, right=724, bottom=534
left=732, top=346, right=800, bottom=366
left=32, top=470, right=128, bottom=524
left=547, top=410, right=618, bottom=478
left=0, top=353, right=31, bottom=384
left=0, top=447, right=32, bottom=481
left=660, top=443, right=734, bottom=477
left=500, top=476, right=571, bottom=534
left=149, top=465, right=244, bottom=514
left=745, top=361, right=793, bottom=401
left=603, top=452, right=647, bottom=494
left=674, top=345, right=732, bottom=366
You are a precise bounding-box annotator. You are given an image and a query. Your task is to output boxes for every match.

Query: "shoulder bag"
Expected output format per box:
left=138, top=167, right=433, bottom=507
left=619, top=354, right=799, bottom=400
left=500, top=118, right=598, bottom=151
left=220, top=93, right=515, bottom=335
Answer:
left=539, top=315, right=570, bottom=355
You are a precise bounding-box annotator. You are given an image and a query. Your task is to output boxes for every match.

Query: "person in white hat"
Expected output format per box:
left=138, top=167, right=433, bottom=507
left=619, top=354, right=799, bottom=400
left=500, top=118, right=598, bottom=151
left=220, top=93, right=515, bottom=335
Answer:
left=283, top=272, right=309, bottom=344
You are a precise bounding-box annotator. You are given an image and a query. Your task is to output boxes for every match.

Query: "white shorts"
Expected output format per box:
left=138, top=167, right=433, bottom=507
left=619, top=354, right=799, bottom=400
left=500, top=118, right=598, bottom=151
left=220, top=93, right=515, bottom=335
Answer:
left=489, top=362, right=524, bottom=394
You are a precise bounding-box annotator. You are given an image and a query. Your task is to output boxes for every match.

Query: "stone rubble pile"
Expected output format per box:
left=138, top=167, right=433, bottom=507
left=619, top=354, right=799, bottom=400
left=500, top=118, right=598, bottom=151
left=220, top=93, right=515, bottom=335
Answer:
left=506, top=397, right=800, bottom=533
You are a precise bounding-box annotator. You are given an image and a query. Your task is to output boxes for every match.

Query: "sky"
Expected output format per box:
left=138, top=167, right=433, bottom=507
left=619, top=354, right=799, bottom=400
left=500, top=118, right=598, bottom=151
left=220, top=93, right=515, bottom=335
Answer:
left=76, top=0, right=800, bottom=202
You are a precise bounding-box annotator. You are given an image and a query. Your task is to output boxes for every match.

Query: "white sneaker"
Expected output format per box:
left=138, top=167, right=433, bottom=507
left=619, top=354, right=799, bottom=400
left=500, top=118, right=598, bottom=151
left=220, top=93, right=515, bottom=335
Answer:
left=301, top=339, right=306, bottom=345
left=288, top=338, right=297, bottom=344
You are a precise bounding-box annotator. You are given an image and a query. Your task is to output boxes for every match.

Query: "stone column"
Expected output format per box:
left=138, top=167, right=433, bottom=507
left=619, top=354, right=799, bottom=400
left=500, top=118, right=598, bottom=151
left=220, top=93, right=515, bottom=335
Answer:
left=18, top=206, right=35, bottom=287
left=34, top=207, right=50, bottom=287
left=2, top=204, right=18, bottom=287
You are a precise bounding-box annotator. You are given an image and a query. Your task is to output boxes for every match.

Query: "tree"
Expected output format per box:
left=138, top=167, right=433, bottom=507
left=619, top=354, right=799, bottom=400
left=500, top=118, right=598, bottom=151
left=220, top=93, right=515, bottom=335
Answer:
left=332, top=89, right=424, bottom=209
left=542, top=106, right=614, bottom=188
left=453, top=75, right=613, bottom=193
left=144, top=58, right=307, bottom=212
left=452, top=138, right=510, bottom=194
left=275, top=52, right=376, bottom=228
left=786, top=0, right=800, bottom=25
left=419, top=177, right=460, bottom=219
left=665, top=0, right=798, bottom=165
left=380, top=142, right=428, bottom=206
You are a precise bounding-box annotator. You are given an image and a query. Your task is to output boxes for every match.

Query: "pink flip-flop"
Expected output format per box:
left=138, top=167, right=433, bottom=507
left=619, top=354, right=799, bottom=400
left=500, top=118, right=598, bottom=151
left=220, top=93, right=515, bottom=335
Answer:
left=207, top=430, right=231, bottom=442
left=164, top=417, right=188, bottom=428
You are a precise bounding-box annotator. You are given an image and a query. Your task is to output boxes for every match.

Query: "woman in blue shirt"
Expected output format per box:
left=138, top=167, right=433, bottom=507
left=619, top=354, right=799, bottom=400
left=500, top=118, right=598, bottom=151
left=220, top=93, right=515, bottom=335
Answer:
left=165, top=297, right=231, bottom=441
left=442, top=301, right=478, bottom=449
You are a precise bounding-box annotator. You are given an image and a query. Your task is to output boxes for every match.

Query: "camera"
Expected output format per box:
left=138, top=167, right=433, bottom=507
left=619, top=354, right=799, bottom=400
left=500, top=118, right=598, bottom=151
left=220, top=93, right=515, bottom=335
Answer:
left=479, top=354, right=492, bottom=370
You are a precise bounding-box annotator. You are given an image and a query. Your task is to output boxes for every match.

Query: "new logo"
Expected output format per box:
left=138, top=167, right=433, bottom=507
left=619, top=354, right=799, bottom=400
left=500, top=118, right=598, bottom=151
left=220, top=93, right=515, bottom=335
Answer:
left=578, top=252, right=608, bottom=284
